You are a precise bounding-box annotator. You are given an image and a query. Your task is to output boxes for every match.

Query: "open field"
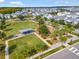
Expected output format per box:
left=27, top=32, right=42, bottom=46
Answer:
left=0, top=20, right=38, bottom=59
left=6, top=20, right=38, bottom=36
left=8, top=34, right=48, bottom=59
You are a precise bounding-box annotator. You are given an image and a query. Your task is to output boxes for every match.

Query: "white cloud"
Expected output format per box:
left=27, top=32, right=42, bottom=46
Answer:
left=54, top=0, right=70, bottom=4
left=0, top=0, right=5, bottom=3
left=10, top=1, right=23, bottom=6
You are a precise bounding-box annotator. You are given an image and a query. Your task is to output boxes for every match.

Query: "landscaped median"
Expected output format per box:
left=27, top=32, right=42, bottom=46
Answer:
left=68, top=39, right=79, bottom=45
left=71, top=32, right=79, bottom=36
left=34, top=46, right=65, bottom=59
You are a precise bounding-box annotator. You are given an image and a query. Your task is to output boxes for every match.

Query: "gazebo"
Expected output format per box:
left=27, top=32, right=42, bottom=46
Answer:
left=19, top=28, right=34, bottom=34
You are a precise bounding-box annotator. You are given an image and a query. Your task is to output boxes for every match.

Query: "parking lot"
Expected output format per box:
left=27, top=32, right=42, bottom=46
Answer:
left=44, top=43, right=79, bottom=59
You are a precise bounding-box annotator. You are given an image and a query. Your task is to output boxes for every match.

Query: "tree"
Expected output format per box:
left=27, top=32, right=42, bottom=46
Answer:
left=0, top=8, right=22, bottom=14
left=60, top=36, right=67, bottom=43
left=0, top=17, right=6, bottom=30
left=35, top=15, right=42, bottom=21
left=50, top=12, right=58, bottom=15
left=18, top=15, right=25, bottom=21
left=58, top=19, right=65, bottom=25
left=50, top=30, right=59, bottom=40
left=52, top=21, right=59, bottom=29
left=43, top=17, right=48, bottom=21
left=39, top=24, right=49, bottom=36
left=51, top=18, right=55, bottom=22
left=59, top=8, right=70, bottom=12
left=74, top=22, right=79, bottom=29
left=0, top=16, right=10, bottom=44
left=64, top=24, right=74, bottom=33
left=38, top=19, right=44, bottom=25
left=0, top=32, right=6, bottom=41
left=26, top=13, right=33, bottom=19
left=59, top=24, right=74, bottom=35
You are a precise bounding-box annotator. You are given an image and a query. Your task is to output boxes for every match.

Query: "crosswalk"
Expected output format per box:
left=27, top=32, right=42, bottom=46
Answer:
left=68, top=47, right=79, bottom=56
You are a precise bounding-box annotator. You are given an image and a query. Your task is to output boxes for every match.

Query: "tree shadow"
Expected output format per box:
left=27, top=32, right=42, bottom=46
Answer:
left=5, top=28, right=13, bottom=31
left=5, top=34, right=15, bottom=40
left=9, top=45, right=17, bottom=54
left=0, top=44, right=5, bottom=52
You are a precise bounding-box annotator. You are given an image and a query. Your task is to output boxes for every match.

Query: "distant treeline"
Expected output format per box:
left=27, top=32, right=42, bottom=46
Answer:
left=0, top=7, right=23, bottom=14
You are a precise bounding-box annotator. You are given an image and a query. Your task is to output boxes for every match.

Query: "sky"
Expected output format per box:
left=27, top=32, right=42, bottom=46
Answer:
left=0, top=0, right=79, bottom=7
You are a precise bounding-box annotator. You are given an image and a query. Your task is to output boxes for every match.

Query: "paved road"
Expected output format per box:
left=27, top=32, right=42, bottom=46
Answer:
left=44, top=43, right=79, bottom=59
left=28, top=42, right=62, bottom=59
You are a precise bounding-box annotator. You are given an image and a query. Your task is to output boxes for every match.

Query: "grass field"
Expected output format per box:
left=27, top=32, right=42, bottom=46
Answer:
left=6, top=20, right=38, bottom=36
left=8, top=34, right=48, bottom=59
left=0, top=20, right=38, bottom=59
left=0, top=49, right=5, bottom=59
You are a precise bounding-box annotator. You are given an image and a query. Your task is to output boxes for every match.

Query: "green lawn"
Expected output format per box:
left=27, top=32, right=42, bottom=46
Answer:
left=0, top=20, right=37, bottom=59
left=0, top=40, right=3, bottom=44
left=0, top=49, right=5, bottom=59
left=71, top=32, right=79, bottom=36
left=9, top=34, right=48, bottom=59
left=6, top=21, right=38, bottom=36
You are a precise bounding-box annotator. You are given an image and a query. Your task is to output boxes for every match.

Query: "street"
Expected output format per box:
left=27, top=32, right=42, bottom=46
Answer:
left=44, top=43, right=79, bottom=59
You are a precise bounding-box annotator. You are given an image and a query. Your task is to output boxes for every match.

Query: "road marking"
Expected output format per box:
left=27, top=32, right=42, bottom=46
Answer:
left=69, top=47, right=77, bottom=51
left=76, top=52, right=79, bottom=56
left=68, top=47, right=79, bottom=56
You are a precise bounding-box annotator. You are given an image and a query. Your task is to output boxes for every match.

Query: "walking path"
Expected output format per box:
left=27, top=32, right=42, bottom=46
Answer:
left=43, top=36, right=79, bottom=59
left=5, top=41, right=9, bottom=59
left=5, top=34, right=26, bottom=59
left=28, top=42, right=62, bottom=59
left=28, top=34, right=79, bottom=59
left=66, top=36, right=79, bottom=44
left=33, top=32, right=51, bottom=47
left=5, top=32, right=79, bottom=59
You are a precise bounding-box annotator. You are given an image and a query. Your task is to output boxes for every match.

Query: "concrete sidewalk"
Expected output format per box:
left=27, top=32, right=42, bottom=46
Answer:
left=5, top=41, right=9, bottom=59
left=28, top=42, right=62, bottom=59
left=5, top=34, right=26, bottom=59
left=28, top=35, right=79, bottom=59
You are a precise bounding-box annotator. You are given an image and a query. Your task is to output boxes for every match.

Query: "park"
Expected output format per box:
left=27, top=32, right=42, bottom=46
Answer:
left=0, top=7, right=79, bottom=59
